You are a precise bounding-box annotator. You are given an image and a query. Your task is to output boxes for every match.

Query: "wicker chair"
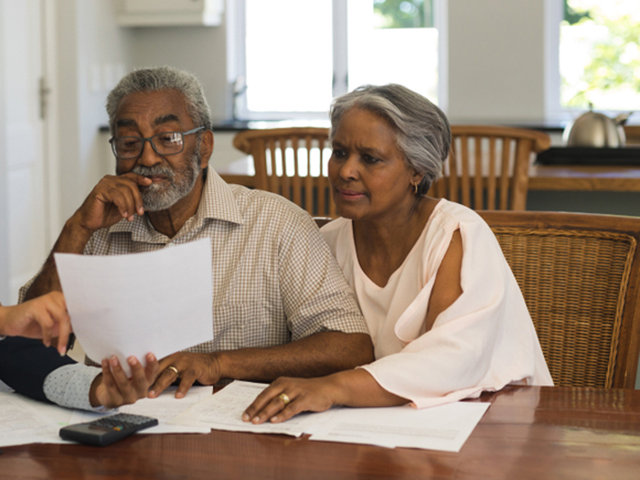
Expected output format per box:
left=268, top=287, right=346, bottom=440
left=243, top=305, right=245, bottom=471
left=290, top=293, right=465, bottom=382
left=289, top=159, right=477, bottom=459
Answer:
left=233, top=127, right=336, bottom=217
left=430, top=126, right=551, bottom=211
left=479, top=210, right=640, bottom=388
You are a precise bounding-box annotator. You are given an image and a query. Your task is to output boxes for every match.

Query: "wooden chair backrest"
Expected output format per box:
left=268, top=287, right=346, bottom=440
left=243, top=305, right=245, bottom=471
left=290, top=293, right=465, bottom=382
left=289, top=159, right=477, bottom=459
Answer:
left=480, top=210, right=640, bottom=388
left=430, top=126, right=551, bottom=210
left=233, top=127, right=336, bottom=217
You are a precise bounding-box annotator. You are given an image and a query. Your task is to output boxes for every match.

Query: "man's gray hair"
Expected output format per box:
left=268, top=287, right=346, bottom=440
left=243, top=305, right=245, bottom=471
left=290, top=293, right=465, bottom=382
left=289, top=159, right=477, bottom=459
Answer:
left=106, top=66, right=212, bottom=135
left=329, top=84, right=451, bottom=195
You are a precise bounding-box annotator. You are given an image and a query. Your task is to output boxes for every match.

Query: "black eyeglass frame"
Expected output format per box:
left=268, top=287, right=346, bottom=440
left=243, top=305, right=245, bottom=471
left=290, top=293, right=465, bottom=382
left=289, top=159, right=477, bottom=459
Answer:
left=109, top=126, right=205, bottom=159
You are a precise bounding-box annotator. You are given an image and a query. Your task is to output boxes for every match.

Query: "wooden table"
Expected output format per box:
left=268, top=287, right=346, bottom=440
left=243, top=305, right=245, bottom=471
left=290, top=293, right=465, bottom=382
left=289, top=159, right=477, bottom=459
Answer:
left=217, top=157, right=640, bottom=193
left=2, top=386, right=639, bottom=479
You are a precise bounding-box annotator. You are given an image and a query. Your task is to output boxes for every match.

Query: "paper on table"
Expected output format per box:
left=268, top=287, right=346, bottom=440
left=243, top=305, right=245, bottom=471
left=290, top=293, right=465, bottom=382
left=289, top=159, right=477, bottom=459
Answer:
left=308, top=401, right=490, bottom=452
left=69, top=386, right=214, bottom=434
left=55, top=239, right=213, bottom=375
left=0, top=379, right=13, bottom=393
left=0, top=393, right=70, bottom=447
left=169, top=380, right=325, bottom=437
left=171, top=380, right=489, bottom=452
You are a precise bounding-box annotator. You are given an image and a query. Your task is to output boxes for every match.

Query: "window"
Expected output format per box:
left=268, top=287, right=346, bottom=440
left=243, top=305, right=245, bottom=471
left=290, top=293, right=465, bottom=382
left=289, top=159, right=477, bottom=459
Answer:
left=560, top=0, right=640, bottom=111
left=231, top=0, right=440, bottom=120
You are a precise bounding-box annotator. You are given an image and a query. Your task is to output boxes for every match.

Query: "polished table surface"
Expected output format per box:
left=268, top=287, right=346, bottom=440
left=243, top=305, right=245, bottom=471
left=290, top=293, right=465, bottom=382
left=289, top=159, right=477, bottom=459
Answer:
left=217, top=157, right=640, bottom=192
left=2, top=385, right=640, bottom=480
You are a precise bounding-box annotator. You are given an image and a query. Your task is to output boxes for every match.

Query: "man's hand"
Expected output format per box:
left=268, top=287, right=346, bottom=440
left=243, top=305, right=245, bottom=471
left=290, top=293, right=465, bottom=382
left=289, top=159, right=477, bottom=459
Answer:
left=242, top=376, right=340, bottom=425
left=0, top=292, right=71, bottom=355
left=148, top=352, right=224, bottom=399
left=90, top=353, right=160, bottom=409
left=73, top=173, right=152, bottom=232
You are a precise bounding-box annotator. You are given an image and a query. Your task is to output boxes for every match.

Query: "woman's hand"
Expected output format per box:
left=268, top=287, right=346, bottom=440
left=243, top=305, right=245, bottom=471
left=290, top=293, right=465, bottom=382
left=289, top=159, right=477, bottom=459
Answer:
left=148, top=352, right=224, bottom=399
left=242, top=376, right=341, bottom=424
left=90, top=353, right=160, bottom=409
left=0, top=291, right=71, bottom=355
left=243, top=370, right=409, bottom=424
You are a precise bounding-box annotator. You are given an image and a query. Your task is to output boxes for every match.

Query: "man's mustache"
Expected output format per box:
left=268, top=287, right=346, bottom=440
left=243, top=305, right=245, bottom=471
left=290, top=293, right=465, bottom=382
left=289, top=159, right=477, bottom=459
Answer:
left=132, top=165, right=174, bottom=180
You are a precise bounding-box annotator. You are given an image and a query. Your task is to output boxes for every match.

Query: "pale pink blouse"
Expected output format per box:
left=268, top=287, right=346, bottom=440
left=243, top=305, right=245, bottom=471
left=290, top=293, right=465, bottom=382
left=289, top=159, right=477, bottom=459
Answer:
left=321, top=199, right=553, bottom=409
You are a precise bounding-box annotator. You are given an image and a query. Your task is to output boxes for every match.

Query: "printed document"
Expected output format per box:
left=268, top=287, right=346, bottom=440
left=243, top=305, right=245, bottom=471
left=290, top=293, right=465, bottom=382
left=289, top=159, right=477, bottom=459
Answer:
left=170, top=381, right=324, bottom=437
left=69, top=386, right=214, bottom=434
left=171, top=381, right=489, bottom=451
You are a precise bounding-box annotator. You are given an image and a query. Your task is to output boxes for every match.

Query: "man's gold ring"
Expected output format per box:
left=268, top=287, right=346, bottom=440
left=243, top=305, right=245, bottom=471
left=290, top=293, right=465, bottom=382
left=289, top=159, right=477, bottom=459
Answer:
left=278, top=393, right=291, bottom=407
left=166, top=365, right=179, bottom=377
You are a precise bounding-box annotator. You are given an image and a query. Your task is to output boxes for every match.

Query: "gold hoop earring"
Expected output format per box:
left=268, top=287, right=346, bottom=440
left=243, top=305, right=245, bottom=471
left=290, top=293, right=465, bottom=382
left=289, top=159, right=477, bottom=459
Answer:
left=413, top=182, right=419, bottom=195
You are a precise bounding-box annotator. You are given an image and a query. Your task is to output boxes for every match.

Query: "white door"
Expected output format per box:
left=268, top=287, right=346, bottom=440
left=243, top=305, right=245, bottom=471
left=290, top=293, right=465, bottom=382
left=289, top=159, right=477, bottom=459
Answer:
left=0, top=0, right=48, bottom=304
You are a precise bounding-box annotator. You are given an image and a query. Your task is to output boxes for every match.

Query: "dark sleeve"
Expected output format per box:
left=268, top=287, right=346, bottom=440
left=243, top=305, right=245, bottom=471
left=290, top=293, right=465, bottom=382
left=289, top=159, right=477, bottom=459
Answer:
left=0, top=336, right=76, bottom=403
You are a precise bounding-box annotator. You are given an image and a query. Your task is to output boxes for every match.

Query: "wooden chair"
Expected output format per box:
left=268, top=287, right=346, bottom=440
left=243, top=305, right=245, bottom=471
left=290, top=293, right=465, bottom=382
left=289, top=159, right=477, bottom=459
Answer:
left=430, top=126, right=551, bottom=210
left=233, top=127, right=337, bottom=217
left=479, top=210, right=640, bottom=388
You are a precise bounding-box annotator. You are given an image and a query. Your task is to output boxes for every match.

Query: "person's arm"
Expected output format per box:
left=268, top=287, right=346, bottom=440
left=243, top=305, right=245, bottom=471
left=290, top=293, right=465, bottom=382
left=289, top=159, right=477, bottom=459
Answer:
left=0, top=336, right=76, bottom=403
left=243, top=369, right=407, bottom=424
left=0, top=334, right=159, bottom=410
left=149, top=330, right=373, bottom=398
left=22, top=173, right=151, bottom=301
left=0, top=292, right=71, bottom=355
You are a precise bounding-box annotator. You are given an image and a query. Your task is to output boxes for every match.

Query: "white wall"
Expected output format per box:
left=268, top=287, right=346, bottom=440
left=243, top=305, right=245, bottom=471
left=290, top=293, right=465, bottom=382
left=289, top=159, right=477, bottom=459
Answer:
left=54, top=0, right=134, bottom=224
left=0, top=1, right=9, bottom=301
left=447, top=0, right=547, bottom=123
left=127, top=23, right=231, bottom=121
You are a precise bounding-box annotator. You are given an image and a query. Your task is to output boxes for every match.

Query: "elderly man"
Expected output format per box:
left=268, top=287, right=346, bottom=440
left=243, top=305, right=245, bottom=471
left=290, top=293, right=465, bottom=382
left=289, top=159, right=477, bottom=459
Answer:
left=21, top=66, right=373, bottom=410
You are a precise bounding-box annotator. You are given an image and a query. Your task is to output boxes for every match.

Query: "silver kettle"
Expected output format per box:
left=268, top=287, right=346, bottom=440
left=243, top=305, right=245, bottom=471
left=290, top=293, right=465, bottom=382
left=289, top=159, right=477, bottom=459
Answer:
left=563, top=104, right=632, bottom=147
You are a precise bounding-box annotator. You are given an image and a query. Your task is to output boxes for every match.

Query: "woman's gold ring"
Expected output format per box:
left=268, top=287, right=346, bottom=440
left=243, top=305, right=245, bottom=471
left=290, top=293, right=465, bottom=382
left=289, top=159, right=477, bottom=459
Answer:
left=166, top=365, right=179, bottom=377
left=278, top=392, right=291, bottom=407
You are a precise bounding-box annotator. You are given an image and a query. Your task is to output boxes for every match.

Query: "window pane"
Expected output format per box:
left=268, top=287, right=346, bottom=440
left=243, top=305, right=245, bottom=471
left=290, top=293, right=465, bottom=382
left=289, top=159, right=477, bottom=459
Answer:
left=560, top=0, right=640, bottom=110
left=348, top=0, right=438, bottom=103
left=373, top=0, right=433, bottom=28
left=245, top=0, right=333, bottom=113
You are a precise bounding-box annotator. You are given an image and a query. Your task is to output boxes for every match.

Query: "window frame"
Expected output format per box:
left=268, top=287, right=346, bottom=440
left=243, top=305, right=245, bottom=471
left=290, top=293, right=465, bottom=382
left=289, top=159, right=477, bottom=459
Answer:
left=228, top=0, right=446, bottom=121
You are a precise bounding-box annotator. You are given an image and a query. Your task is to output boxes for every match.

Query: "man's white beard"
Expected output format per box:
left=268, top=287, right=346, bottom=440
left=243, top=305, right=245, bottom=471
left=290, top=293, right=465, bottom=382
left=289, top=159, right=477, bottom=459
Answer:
left=132, top=151, right=201, bottom=212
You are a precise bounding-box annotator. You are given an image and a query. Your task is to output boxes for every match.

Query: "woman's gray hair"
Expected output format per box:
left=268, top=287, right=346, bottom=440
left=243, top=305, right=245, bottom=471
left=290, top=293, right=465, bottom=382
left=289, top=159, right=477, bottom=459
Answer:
left=106, top=66, right=212, bottom=135
left=330, top=84, right=451, bottom=195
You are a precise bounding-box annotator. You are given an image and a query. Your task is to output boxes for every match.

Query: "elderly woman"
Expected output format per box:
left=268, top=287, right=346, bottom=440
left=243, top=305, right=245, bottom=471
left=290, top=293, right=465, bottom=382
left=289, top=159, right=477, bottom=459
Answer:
left=243, top=84, right=552, bottom=424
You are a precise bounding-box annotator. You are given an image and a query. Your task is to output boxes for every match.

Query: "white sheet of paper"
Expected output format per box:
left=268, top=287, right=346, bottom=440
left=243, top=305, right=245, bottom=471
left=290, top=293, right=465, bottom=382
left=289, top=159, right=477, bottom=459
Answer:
left=308, top=402, right=490, bottom=452
left=169, top=380, right=324, bottom=437
left=69, top=386, right=214, bottom=434
left=0, top=379, right=14, bottom=393
left=171, top=380, right=489, bottom=452
left=55, top=239, right=213, bottom=375
left=0, top=393, right=71, bottom=447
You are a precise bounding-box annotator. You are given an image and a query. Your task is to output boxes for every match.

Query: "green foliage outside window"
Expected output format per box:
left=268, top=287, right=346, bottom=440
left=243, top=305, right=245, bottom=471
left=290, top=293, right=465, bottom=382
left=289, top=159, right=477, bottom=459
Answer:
left=373, top=0, right=433, bottom=29
left=563, top=0, right=590, bottom=25
left=562, top=0, right=640, bottom=108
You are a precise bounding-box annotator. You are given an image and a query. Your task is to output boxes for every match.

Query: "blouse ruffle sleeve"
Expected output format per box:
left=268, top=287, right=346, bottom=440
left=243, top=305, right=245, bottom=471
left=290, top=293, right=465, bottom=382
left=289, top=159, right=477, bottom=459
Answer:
left=360, top=208, right=553, bottom=409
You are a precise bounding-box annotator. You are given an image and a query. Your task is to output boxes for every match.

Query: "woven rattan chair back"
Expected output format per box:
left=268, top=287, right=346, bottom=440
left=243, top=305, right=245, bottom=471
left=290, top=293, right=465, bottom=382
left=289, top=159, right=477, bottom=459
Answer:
left=233, top=127, right=336, bottom=217
left=430, top=126, right=550, bottom=211
left=479, top=211, right=640, bottom=388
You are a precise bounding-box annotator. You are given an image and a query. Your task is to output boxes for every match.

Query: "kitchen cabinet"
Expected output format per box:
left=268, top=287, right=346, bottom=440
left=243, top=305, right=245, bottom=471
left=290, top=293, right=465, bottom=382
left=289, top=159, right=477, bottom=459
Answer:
left=116, top=0, right=224, bottom=27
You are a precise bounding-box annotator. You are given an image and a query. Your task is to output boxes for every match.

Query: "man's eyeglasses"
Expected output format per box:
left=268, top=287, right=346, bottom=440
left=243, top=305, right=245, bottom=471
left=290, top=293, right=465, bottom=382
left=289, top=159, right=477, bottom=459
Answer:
left=109, top=126, right=205, bottom=160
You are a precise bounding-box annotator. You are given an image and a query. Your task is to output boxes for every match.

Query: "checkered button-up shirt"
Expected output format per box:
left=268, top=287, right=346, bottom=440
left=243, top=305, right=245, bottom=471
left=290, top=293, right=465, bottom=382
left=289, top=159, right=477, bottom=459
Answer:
left=82, top=169, right=368, bottom=358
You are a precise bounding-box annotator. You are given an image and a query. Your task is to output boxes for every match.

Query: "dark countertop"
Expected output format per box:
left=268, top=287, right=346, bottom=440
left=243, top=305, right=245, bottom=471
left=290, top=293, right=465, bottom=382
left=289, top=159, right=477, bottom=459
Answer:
left=99, top=120, right=640, bottom=134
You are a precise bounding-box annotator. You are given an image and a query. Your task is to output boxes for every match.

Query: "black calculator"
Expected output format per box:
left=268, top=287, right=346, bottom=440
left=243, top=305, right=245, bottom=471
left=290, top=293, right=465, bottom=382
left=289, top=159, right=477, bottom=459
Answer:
left=59, top=413, right=158, bottom=446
